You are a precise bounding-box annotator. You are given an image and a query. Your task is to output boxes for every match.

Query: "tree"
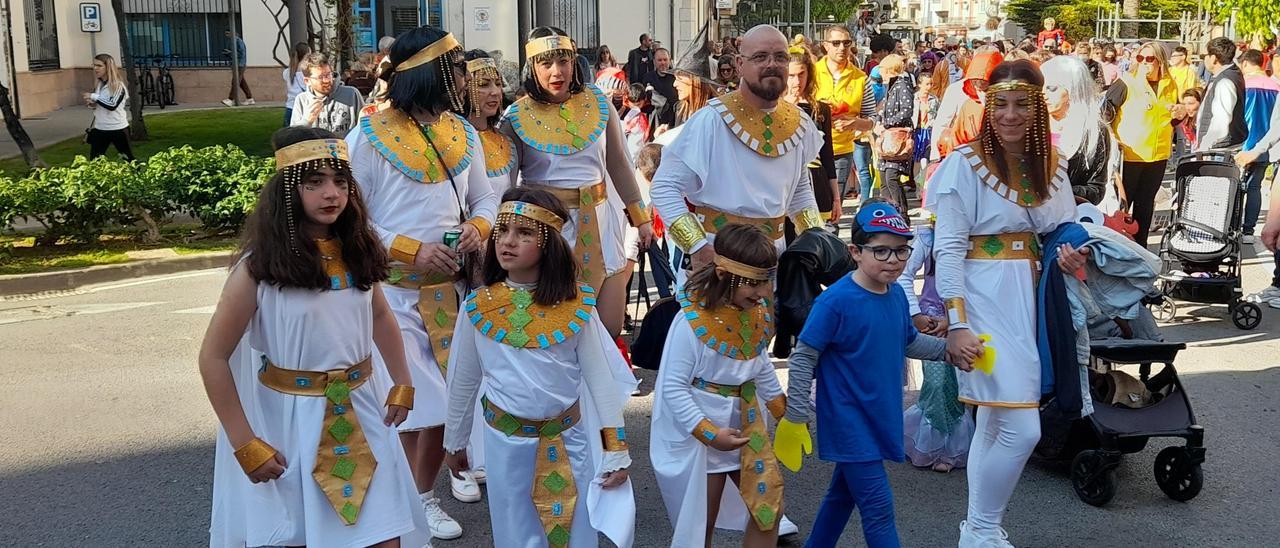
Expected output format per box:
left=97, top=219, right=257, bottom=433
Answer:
left=1215, top=0, right=1280, bottom=40
left=0, top=81, right=45, bottom=168
left=1122, top=0, right=1141, bottom=40
left=111, top=0, right=148, bottom=141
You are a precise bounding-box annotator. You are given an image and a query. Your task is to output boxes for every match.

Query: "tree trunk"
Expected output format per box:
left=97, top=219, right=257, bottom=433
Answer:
left=111, top=0, right=149, bottom=141
left=0, top=80, right=46, bottom=169
left=287, top=0, right=308, bottom=49
left=1122, top=0, right=1141, bottom=40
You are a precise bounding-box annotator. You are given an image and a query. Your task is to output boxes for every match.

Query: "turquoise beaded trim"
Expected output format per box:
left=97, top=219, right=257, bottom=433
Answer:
left=360, top=111, right=478, bottom=183
left=676, top=289, right=774, bottom=360
left=464, top=284, right=597, bottom=349
left=506, top=84, right=609, bottom=156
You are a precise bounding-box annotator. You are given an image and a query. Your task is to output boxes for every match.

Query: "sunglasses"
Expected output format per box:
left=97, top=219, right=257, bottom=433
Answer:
left=827, top=40, right=853, bottom=47
left=1135, top=55, right=1158, bottom=63
left=719, top=67, right=734, bottom=73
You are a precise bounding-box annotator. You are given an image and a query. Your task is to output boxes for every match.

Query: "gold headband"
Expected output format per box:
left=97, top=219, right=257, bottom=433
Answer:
left=466, top=58, right=498, bottom=73
left=497, top=201, right=566, bottom=232
left=985, top=81, right=1042, bottom=95
left=274, top=139, right=349, bottom=168
left=395, top=33, right=461, bottom=72
left=714, top=256, right=776, bottom=282
left=525, top=36, right=575, bottom=59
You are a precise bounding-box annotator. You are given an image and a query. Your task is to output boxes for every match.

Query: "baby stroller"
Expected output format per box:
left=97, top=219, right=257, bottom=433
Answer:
left=1150, top=151, right=1262, bottom=329
left=1036, top=337, right=1207, bottom=507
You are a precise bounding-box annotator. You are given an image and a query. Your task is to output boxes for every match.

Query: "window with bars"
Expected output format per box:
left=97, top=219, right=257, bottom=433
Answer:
left=123, top=0, right=243, bottom=68
left=24, top=0, right=60, bottom=71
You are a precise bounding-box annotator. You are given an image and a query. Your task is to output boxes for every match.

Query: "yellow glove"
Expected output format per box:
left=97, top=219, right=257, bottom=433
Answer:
left=773, top=418, right=812, bottom=472
left=973, top=334, right=996, bottom=375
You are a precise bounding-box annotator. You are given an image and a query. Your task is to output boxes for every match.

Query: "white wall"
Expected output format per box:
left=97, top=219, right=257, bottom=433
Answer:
left=457, top=0, right=519, bottom=60
left=600, top=1, right=657, bottom=58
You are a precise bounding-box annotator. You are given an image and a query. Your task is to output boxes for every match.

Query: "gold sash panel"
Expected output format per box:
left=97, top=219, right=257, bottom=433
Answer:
left=691, top=205, right=786, bottom=241
left=692, top=378, right=784, bottom=531
left=523, top=182, right=609, bottom=291
left=259, top=357, right=376, bottom=526
left=387, top=267, right=459, bottom=377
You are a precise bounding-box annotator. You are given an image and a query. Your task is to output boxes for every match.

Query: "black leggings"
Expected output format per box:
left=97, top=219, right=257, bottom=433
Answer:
left=87, top=128, right=136, bottom=161
left=1122, top=159, right=1168, bottom=246
left=879, top=162, right=912, bottom=212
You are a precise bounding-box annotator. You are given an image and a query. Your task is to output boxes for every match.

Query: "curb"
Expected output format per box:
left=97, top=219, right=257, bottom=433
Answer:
left=0, top=251, right=233, bottom=297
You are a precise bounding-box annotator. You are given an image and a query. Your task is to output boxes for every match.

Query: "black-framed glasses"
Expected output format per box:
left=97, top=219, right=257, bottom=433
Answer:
left=857, top=244, right=913, bottom=261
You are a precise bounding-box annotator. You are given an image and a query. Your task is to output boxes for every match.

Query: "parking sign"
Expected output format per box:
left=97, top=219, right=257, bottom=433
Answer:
left=81, top=3, right=102, bottom=33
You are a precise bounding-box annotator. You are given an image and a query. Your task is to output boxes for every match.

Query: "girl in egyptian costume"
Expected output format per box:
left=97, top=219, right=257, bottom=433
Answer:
left=203, top=127, right=428, bottom=547
left=650, top=224, right=788, bottom=548
left=501, top=26, right=655, bottom=338
left=344, top=25, right=498, bottom=538
left=925, top=60, right=1090, bottom=547
left=443, top=187, right=638, bottom=548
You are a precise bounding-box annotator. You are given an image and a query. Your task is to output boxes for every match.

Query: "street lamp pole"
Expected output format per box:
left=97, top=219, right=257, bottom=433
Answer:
left=805, top=0, right=812, bottom=38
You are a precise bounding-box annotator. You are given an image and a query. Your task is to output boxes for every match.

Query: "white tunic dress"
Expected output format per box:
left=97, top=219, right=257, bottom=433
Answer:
left=208, top=276, right=426, bottom=547
left=347, top=112, right=498, bottom=430
left=928, top=144, right=1075, bottom=407
left=651, top=316, right=785, bottom=546
left=444, top=282, right=638, bottom=548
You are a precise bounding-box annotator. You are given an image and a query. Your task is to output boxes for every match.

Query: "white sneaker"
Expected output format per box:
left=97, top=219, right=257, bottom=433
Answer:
left=1243, top=234, right=1256, bottom=244
left=422, top=494, right=463, bottom=540
left=778, top=514, right=799, bottom=537
left=470, top=467, right=486, bottom=485
left=450, top=470, right=482, bottom=503
left=958, top=520, right=1014, bottom=548
left=220, top=99, right=234, bottom=107
left=1246, top=285, right=1280, bottom=304
left=244, top=98, right=256, bottom=105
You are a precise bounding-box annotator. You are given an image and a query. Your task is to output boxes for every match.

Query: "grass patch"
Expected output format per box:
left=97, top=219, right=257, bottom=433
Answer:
left=0, top=107, right=281, bottom=176
left=0, top=227, right=237, bottom=275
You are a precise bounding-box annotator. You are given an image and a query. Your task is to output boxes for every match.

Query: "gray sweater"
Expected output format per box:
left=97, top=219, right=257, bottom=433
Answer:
left=290, top=85, right=365, bottom=136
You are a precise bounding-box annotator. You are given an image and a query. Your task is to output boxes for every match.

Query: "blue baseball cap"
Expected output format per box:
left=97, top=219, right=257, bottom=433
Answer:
left=855, top=202, right=913, bottom=239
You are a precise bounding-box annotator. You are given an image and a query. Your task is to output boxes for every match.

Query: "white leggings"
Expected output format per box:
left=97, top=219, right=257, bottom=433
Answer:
left=965, top=406, right=1041, bottom=534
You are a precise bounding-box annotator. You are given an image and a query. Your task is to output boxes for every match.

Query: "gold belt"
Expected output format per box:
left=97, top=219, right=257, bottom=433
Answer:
left=691, top=205, right=786, bottom=241
left=259, top=357, right=376, bottom=526
left=387, top=266, right=459, bottom=377
left=524, top=182, right=609, bottom=293
left=689, top=378, right=784, bottom=531
left=482, top=396, right=582, bottom=546
left=966, top=232, right=1041, bottom=261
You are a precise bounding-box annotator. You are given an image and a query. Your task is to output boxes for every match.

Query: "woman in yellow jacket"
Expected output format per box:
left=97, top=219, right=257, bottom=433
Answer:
left=1104, top=41, right=1180, bottom=246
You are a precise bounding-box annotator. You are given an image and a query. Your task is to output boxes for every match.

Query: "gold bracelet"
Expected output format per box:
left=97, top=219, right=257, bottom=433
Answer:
left=601, top=427, right=629, bottom=451
left=792, top=207, right=824, bottom=232
left=692, top=418, right=718, bottom=446
left=668, top=213, right=708, bottom=253
left=765, top=395, right=787, bottom=420
left=463, top=217, right=492, bottom=241
left=390, top=234, right=422, bottom=265
left=625, top=202, right=653, bottom=227
left=945, top=297, right=968, bottom=326
left=233, top=437, right=278, bottom=475
left=386, top=385, right=415, bottom=409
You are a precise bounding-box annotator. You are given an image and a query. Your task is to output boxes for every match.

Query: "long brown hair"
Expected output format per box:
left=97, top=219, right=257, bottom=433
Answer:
left=684, top=224, right=777, bottom=311
left=288, top=42, right=311, bottom=80
left=238, top=127, right=388, bottom=291
left=786, top=48, right=817, bottom=106
left=979, top=60, right=1053, bottom=203
left=676, top=71, right=716, bottom=125
left=481, top=187, right=580, bottom=306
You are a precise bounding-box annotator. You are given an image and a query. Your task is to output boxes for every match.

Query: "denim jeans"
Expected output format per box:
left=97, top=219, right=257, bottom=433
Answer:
left=853, top=141, right=874, bottom=204
left=1242, top=161, right=1273, bottom=235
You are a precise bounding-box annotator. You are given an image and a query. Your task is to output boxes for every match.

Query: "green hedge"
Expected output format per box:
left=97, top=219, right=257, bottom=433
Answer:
left=0, top=145, right=274, bottom=245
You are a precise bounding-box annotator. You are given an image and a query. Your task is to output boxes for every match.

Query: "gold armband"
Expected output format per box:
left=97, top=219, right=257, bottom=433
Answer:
left=463, top=217, right=492, bottom=241
left=233, top=438, right=278, bottom=475
left=765, top=395, right=787, bottom=420
left=601, top=427, right=629, bottom=451
left=625, top=202, right=653, bottom=227
left=668, top=213, right=708, bottom=253
left=693, top=418, right=719, bottom=445
left=792, top=207, right=824, bottom=232
left=390, top=234, right=423, bottom=265
left=945, top=297, right=968, bottom=326
left=386, top=385, right=415, bottom=409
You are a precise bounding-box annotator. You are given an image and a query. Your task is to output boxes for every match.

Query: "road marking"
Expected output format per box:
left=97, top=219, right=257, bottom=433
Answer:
left=173, top=305, right=217, bottom=314
left=0, top=302, right=163, bottom=326
left=1, top=269, right=223, bottom=302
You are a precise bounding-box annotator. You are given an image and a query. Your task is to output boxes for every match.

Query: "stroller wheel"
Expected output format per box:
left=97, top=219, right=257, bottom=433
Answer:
left=1150, top=299, right=1178, bottom=322
left=1231, top=302, right=1262, bottom=330
left=1071, top=450, right=1118, bottom=507
left=1154, top=446, right=1204, bottom=502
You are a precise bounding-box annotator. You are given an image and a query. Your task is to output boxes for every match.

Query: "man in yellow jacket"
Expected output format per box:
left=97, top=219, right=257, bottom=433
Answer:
left=815, top=26, right=879, bottom=204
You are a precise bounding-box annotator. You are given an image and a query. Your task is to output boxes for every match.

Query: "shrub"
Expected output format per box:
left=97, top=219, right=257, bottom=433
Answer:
left=145, top=145, right=275, bottom=231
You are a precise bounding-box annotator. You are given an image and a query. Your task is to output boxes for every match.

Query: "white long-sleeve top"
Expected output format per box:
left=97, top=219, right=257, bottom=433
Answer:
left=1196, top=66, right=1240, bottom=152
left=895, top=226, right=935, bottom=317
left=90, top=80, right=129, bottom=131
left=346, top=113, right=497, bottom=253
left=649, top=100, right=821, bottom=253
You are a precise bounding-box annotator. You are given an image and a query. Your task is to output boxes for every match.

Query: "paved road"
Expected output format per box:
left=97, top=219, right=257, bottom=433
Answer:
left=2, top=252, right=1278, bottom=547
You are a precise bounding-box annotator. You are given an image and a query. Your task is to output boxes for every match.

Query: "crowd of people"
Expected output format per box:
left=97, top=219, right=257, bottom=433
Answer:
left=191, top=14, right=1280, bottom=548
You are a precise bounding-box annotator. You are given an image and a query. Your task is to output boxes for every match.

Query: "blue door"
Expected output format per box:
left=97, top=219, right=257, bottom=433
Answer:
left=354, top=0, right=377, bottom=52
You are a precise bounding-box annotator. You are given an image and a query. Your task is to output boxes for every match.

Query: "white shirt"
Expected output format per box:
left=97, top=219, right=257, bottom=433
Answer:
left=283, top=68, right=307, bottom=108
left=1195, top=64, right=1240, bottom=152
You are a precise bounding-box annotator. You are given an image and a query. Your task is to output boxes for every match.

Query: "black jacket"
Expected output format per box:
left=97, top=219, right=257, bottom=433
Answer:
left=626, top=47, right=655, bottom=84
left=773, top=229, right=854, bottom=357
left=1065, top=121, right=1112, bottom=205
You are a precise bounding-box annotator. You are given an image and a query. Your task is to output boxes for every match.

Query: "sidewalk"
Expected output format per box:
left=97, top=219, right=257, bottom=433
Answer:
left=0, top=101, right=283, bottom=160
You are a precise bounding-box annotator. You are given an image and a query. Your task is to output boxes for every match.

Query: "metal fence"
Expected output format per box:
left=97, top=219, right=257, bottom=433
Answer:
left=123, top=0, right=244, bottom=68
left=535, top=0, right=601, bottom=54
left=24, top=0, right=60, bottom=71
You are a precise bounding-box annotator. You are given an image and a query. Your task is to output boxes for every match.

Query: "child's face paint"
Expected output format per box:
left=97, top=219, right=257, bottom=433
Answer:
left=493, top=220, right=542, bottom=277
left=730, top=276, right=773, bottom=310
left=851, top=233, right=911, bottom=288
left=297, top=166, right=349, bottom=228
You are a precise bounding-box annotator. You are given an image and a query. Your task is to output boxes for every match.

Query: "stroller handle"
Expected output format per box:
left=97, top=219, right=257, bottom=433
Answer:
left=1175, top=148, right=1240, bottom=166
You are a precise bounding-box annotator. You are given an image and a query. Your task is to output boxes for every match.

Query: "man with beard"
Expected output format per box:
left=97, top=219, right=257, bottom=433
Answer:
left=643, top=48, right=679, bottom=128
left=650, top=24, right=824, bottom=274
left=290, top=53, right=366, bottom=135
